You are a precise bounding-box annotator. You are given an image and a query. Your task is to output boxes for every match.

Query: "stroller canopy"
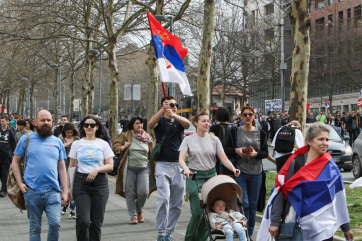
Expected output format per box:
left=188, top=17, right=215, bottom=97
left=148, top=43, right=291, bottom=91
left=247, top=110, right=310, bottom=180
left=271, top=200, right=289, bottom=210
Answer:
left=200, top=175, right=242, bottom=211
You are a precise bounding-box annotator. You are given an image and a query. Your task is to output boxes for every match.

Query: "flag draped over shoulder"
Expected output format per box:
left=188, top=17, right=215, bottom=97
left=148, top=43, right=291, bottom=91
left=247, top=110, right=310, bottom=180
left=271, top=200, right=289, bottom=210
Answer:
left=147, top=12, right=192, bottom=96
left=257, top=146, right=350, bottom=241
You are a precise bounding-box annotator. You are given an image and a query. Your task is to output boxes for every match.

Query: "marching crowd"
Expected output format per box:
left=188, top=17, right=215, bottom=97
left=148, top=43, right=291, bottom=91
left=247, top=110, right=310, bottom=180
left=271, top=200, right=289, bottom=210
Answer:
left=0, top=97, right=356, bottom=241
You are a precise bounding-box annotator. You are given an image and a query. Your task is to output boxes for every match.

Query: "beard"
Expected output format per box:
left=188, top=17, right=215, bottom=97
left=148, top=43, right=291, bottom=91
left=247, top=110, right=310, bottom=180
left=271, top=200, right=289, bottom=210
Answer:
left=37, top=125, right=53, bottom=137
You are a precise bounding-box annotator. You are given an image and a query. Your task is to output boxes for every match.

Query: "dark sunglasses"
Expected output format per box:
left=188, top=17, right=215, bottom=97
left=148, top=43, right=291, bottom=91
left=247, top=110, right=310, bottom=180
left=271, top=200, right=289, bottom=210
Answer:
left=84, top=123, right=97, bottom=128
left=169, top=103, right=179, bottom=108
left=242, top=113, right=254, bottom=117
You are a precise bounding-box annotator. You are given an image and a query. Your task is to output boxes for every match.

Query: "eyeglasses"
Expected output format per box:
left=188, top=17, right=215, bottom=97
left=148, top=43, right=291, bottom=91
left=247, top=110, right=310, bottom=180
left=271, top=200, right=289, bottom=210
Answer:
left=169, top=103, right=179, bottom=108
left=242, top=113, right=254, bottom=117
left=84, top=123, right=97, bottom=128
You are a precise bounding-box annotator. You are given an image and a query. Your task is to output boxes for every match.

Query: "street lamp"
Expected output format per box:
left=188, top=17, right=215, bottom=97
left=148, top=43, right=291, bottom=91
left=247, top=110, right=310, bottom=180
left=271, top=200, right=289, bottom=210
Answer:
left=21, top=78, right=30, bottom=118
left=272, top=2, right=292, bottom=112
left=50, top=64, right=62, bottom=120
left=154, top=15, right=174, bottom=97
left=87, top=49, right=103, bottom=116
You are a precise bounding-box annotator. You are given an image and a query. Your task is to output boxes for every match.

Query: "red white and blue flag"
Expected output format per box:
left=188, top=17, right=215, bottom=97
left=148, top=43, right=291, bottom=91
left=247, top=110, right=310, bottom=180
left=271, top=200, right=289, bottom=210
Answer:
left=325, top=101, right=330, bottom=108
left=358, top=89, right=362, bottom=107
left=257, top=146, right=350, bottom=241
left=147, top=12, right=192, bottom=96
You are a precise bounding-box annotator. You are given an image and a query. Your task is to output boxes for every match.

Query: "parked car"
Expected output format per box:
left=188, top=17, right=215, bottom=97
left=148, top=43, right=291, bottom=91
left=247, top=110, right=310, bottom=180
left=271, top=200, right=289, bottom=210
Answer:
left=306, top=124, right=352, bottom=171
left=352, top=133, right=362, bottom=179
left=184, top=124, right=196, bottom=137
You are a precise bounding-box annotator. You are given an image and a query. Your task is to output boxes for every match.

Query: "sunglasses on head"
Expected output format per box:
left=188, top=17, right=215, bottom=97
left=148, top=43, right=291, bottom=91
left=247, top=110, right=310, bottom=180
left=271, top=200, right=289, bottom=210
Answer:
left=169, top=103, right=179, bottom=108
left=84, top=123, right=97, bottom=128
left=242, top=113, right=254, bottom=117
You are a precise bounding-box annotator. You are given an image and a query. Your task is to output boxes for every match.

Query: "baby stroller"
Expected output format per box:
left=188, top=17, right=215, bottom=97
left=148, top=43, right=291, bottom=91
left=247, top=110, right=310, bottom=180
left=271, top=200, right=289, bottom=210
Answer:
left=193, top=173, right=250, bottom=241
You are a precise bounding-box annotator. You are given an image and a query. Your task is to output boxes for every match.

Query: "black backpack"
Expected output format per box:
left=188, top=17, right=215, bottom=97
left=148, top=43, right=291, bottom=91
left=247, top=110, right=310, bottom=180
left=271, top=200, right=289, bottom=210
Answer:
left=218, top=124, right=232, bottom=148
left=274, top=126, right=295, bottom=153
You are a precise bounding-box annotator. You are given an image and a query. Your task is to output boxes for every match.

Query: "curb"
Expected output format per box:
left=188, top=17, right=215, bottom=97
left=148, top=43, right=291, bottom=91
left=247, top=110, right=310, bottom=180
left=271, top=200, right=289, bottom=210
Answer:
left=255, top=214, right=345, bottom=241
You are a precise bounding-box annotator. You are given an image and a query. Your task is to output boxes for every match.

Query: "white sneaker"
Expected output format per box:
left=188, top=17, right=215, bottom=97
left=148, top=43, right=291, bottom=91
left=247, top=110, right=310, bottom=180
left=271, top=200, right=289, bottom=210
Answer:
left=69, top=211, right=77, bottom=219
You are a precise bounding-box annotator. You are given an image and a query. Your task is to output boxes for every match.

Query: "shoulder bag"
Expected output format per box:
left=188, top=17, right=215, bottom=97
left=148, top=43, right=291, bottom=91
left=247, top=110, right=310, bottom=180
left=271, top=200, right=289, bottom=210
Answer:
left=152, top=121, right=172, bottom=162
left=7, top=133, right=30, bottom=211
left=276, top=220, right=303, bottom=241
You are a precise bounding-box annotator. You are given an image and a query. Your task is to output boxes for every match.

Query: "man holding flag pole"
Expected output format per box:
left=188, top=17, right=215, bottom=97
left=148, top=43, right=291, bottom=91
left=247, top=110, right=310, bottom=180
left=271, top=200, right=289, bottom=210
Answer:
left=147, top=12, right=191, bottom=241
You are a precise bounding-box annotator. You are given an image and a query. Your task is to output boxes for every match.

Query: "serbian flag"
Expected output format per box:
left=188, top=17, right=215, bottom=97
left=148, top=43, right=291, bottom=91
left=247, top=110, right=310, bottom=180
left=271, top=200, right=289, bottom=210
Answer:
left=257, top=146, right=350, bottom=241
left=325, top=101, right=330, bottom=108
left=147, top=12, right=192, bottom=96
left=358, top=89, right=362, bottom=107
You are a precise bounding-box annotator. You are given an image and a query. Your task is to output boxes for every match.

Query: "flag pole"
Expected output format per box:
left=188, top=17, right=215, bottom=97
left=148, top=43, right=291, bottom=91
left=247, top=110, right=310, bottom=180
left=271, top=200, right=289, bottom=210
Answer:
left=162, top=82, right=167, bottom=99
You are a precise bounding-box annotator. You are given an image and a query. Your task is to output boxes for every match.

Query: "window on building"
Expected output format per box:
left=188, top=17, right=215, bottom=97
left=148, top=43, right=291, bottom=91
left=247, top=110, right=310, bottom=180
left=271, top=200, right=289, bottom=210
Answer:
left=265, top=3, right=274, bottom=19
left=328, top=14, right=333, bottom=35
left=347, top=8, right=351, bottom=29
left=316, top=0, right=325, bottom=9
left=328, top=0, right=333, bottom=5
left=338, top=11, right=343, bottom=32
left=265, top=28, right=274, bottom=43
left=315, top=17, right=325, bottom=32
left=355, top=5, right=361, bottom=27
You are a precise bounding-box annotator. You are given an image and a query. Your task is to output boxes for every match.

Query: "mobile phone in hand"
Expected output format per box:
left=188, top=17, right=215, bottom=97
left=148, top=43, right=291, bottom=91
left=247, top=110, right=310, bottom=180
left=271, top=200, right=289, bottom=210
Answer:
left=242, top=147, right=251, bottom=154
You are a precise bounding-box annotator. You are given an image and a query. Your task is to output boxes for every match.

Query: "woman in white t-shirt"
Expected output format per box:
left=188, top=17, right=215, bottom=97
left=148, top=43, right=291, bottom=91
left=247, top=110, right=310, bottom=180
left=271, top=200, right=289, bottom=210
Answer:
left=179, top=111, right=240, bottom=241
left=68, top=115, right=114, bottom=241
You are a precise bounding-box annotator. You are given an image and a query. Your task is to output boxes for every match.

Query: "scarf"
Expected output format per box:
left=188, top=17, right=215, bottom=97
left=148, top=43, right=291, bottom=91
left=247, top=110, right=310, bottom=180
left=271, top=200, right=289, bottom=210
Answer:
left=132, top=130, right=149, bottom=143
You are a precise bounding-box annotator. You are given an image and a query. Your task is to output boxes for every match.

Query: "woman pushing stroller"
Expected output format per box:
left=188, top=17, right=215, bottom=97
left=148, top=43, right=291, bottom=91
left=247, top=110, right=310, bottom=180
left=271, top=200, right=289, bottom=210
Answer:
left=179, top=112, right=240, bottom=241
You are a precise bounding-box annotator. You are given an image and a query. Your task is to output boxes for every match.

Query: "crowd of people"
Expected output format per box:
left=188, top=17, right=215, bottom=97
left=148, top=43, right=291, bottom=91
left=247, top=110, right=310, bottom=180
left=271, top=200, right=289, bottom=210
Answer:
left=0, top=100, right=357, bottom=241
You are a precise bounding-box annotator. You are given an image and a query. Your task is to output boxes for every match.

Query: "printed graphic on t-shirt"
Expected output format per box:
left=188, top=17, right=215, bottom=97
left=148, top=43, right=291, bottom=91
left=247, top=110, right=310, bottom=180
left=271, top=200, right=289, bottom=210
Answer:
left=78, top=146, right=102, bottom=166
left=0, top=131, right=9, bottom=143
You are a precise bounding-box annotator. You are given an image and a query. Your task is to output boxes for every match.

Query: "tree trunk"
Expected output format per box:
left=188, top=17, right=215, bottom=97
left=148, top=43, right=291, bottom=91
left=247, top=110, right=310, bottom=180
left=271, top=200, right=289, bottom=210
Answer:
left=197, top=0, right=216, bottom=113
left=18, top=86, right=25, bottom=118
left=6, top=90, right=10, bottom=115
left=30, top=80, right=35, bottom=118
left=1, top=92, right=5, bottom=116
left=81, top=54, right=92, bottom=119
left=289, top=0, right=311, bottom=134
left=87, top=60, right=96, bottom=114
left=146, top=43, right=159, bottom=137
left=108, top=40, right=120, bottom=143
left=69, top=69, right=75, bottom=121
left=54, top=71, right=59, bottom=123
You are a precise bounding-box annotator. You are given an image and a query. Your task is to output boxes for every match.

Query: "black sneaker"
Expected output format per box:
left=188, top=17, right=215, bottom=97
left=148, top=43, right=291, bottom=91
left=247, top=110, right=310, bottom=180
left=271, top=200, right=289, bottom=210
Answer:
left=69, top=211, right=76, bottom=219
left=0, top=191, right=6, bottom=198
left=61, top=205, right=68, bottom=215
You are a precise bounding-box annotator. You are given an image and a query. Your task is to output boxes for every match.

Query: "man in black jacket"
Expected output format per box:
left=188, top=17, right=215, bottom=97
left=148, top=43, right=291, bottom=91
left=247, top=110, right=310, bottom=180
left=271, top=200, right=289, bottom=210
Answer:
left=53, top=115, right=68, bottom=137
left=0, top=116, right=16, bottom=197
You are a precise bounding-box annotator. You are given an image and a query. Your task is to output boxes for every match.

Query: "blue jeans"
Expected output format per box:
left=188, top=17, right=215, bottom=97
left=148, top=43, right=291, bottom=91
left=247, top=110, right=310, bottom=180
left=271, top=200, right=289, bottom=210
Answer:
left=223, top=222, right=247, bottom=241
left=23, top=188, right=61, bottom=241
left=235, top=173, right=262, bottom=236
left=335, top=127, right=342, bottom=136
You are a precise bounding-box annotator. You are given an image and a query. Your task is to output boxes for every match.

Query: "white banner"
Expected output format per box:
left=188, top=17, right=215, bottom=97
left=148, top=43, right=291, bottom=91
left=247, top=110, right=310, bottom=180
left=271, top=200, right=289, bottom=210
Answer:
left=265, top=99, right=282, bottom=112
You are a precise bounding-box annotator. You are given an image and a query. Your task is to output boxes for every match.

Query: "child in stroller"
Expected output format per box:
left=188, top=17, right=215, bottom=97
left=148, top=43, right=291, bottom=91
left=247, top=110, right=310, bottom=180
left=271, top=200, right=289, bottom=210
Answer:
left=209, top=198, right=247, bottom=241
